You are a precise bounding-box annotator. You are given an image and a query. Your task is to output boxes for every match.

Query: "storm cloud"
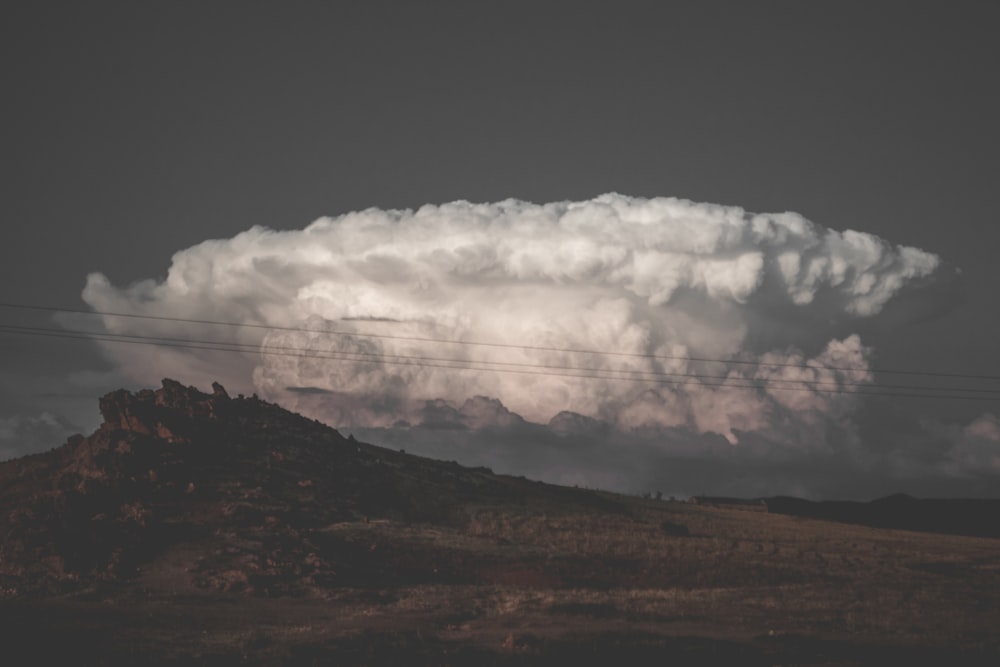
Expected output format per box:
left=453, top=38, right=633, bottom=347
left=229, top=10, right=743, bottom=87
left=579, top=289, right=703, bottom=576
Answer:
left=0, top=412, right=79, bottom=462
left=72, top=194, right=996, bottom=497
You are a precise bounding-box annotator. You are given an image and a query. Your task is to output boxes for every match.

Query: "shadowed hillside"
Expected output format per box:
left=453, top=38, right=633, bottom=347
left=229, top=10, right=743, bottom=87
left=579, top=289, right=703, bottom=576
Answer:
left=764, top=494, right=1000, bottom=539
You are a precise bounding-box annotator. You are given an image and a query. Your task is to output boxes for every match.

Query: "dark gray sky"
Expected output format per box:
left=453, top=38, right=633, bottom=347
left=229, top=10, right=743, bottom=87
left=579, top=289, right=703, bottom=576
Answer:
left=2, top=1, right=999, bottom=497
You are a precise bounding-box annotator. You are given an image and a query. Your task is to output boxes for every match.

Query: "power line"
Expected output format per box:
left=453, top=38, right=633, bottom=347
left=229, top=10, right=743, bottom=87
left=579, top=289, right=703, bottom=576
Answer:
left=2, top=322, right=999, bottom=396
left=0, top=323, right=996, bottom=402
left=2, top=301, right=998, bottom=382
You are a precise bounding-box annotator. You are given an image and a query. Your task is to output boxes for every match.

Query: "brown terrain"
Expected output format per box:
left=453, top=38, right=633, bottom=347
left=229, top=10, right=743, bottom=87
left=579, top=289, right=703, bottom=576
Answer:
left=1, top=379, right=999, bottom=665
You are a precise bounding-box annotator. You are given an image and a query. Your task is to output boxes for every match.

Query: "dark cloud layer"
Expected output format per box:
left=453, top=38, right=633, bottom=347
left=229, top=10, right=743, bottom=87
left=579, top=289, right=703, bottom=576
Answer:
left=0, top=411, right=79, bottom=462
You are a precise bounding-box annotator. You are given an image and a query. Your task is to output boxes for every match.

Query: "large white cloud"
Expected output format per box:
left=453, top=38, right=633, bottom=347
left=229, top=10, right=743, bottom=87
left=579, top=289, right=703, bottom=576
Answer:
left=80, top=194, right=939, bottom=448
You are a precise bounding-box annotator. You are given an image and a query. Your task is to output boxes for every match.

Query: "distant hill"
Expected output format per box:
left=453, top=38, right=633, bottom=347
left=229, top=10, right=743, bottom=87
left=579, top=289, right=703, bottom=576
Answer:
left=764, top=493, right=1000, bottom=539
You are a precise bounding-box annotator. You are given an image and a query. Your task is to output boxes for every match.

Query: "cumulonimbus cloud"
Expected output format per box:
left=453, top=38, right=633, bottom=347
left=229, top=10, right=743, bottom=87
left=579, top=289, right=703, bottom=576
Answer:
left=81, top=194, right=940, bottom=447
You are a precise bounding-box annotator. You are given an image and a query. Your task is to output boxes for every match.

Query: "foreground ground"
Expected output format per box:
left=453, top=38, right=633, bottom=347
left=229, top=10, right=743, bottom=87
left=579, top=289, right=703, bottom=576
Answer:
left=4, top=496, right=999, bottom=666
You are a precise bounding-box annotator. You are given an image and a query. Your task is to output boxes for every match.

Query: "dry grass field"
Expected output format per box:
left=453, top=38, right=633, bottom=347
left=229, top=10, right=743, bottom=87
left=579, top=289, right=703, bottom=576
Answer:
left=4, top=492, right=999, bottom=665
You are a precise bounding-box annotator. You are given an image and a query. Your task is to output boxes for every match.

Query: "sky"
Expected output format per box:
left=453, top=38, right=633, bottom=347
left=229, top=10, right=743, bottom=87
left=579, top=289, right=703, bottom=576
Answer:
left=2, top=1, right=999, bottom=499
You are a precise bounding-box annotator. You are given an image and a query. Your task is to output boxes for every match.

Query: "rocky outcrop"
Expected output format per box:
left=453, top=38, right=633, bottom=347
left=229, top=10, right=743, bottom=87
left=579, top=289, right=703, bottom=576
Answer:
left=97, top=378, right=233, bottom=441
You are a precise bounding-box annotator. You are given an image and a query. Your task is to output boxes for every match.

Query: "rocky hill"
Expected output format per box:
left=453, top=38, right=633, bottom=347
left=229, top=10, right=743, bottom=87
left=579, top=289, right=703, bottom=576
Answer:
left=0, top=379, right=535, bottom=596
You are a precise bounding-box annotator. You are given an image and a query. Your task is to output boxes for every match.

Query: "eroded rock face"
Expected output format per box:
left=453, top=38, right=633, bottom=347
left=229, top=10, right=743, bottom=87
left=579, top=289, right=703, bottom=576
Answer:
left=98, top=379, right=234, bottom=442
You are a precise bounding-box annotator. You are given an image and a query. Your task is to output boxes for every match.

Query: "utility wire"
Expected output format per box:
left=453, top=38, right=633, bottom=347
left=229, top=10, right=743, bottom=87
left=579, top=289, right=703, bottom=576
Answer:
left=2, top=302, right=999, bottom=382
left=0, top=323, right=996, bottom=402
left=2, top=322, right=998, bottom=396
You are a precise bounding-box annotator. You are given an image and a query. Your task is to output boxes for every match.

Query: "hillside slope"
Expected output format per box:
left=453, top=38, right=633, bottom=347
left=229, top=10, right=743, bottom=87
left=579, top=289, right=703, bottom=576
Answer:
left=1, top=380, right=999, bottom=665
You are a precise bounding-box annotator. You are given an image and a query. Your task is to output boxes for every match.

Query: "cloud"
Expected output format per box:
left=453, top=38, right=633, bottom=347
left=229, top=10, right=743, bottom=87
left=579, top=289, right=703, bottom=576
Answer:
left=0, top=412, right=79, bottom=461
left=346, top=407, right=1000, bottom=501
left=71, top=193, right=979, bottom=497
left=81, top=195, right=935, bottom=426
left=964, top=414, right=1000, bottom=442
